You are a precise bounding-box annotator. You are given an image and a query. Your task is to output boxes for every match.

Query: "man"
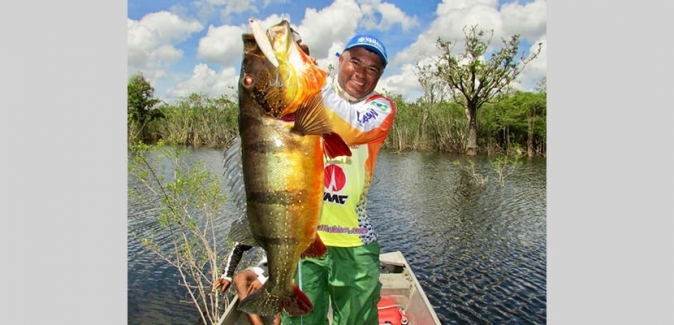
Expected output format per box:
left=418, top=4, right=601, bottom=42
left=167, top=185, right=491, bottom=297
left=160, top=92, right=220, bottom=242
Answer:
left=214, top=243, right=280, bottom=325
left=281, top=34, right=396, bottom=325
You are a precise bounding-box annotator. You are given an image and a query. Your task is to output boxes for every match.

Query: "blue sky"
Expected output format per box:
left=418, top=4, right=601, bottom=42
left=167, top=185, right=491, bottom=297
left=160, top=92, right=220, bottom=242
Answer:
left=128, top=0, right=547, bottom=103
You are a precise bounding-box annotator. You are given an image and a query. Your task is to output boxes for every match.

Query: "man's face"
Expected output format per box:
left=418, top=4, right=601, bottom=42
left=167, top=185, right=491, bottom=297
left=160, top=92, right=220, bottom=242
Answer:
left=337, top=47, right=385, bottom=100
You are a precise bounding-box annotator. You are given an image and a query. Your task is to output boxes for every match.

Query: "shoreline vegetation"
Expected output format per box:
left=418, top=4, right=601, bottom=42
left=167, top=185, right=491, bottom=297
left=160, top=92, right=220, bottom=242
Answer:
left=127, top=84, right=546, bottom=157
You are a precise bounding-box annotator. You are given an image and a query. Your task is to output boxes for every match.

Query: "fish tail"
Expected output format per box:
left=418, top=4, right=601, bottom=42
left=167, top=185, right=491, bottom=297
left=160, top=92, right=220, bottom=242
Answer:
left=238, top=284, right=314, bottom=316
left=238, top=285, right=280, bottom=316
left=301, top=234, right=328, bottom=258
left=280, top=284, right=314, bottom=316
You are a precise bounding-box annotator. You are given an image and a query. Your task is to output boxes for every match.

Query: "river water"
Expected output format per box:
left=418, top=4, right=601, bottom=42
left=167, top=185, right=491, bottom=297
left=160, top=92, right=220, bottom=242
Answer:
left=128, top=147, right=546, bottom=324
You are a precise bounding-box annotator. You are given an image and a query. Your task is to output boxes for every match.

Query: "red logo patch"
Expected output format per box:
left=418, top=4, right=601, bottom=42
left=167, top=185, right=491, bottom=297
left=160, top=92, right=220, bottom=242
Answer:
left=324, top=164, right=346, bottom=192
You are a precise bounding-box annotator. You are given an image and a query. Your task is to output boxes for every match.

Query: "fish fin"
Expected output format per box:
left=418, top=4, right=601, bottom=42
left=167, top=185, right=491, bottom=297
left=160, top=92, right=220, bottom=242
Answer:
left=238, top=283, right=313, bottom=317
left=291, top=92, right=352, bottom=159
left=279, top=284, right=313, bottom=316
left=227, top=218, right=259, bottom=247
left=291, top=92, right=332, bottom=136
left=223, top=137, right=259, bottom=247
left=300, top=234, right=327, bottom=258
left=322, top=132, right=352, bottom=159
left=238, top=284, right=281, bottom=316
left=222, top=136, right=247, bottom=212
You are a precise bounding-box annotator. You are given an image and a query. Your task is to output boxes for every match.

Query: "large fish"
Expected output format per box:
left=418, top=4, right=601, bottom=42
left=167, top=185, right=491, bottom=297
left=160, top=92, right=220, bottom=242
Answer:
left=226, top=18, right=351, bottom=317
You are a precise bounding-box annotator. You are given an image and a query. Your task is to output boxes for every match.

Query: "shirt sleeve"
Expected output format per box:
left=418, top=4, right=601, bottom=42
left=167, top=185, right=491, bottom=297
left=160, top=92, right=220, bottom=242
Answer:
left=220, top=243, right=253, bottom=280
left=327, top=94, right=396, bottom=146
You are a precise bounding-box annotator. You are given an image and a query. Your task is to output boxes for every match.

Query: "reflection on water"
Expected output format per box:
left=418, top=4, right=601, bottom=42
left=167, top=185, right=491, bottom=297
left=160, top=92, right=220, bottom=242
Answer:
left=128, top=148, right=546, bottom=325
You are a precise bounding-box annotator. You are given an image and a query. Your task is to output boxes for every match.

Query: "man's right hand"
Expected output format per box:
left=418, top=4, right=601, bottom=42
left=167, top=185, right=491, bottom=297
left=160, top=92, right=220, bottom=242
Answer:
left=213, top=278, right=231, bottom=294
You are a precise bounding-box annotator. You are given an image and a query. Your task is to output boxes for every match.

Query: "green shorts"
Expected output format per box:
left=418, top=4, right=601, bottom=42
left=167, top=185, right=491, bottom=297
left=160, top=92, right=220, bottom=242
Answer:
left=281, top=242, right=382, bottom=325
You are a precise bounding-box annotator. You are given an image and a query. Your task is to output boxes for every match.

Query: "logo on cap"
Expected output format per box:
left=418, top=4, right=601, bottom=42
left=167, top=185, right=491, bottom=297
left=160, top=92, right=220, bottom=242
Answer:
left=356, top=36, right=384, bottom=55
left=344, top=34, right=388, bottom=66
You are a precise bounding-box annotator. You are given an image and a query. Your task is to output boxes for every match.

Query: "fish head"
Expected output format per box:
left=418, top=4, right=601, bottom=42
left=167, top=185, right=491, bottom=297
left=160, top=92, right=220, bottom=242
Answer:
left=239, top=19, right=328, bottom=119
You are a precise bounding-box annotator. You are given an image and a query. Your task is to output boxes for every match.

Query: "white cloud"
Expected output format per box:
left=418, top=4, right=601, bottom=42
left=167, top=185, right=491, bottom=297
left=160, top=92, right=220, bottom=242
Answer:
left=127, top=11, right=203, bottom=82
left=155, top=45, right=183, bottom=63
left=294, top=0, right=363, bottom=60
left=292, top=0, right=418, bottom=62
left=377, top=63, right=427, bottom=102
left=196, top=24, right=248, bottom=66
left=195, top=14, right=295, bottom=67
left=166, top=63, right=240, bottom=100
left=193, top=0, right=257, bottom=22
left=359, top=0, right=419, bottom=31
left=515, top=34, right=547, bottom=91
left=218, top=0, right=259, bottom=21
left=501, top=0, right=547, bottom=40
left=393, top=0, right=504, bottom=67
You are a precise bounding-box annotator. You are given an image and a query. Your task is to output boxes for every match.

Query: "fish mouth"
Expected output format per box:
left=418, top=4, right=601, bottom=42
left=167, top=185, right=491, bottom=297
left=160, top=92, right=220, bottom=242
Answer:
left=241, top=18, right=328, bottom=118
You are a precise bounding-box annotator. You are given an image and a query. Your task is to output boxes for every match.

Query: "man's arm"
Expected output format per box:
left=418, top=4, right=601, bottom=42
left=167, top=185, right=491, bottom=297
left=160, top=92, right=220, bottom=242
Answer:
left=326, top=94, right=397, bottom=146
left=214, top=242, right=253, bottom=293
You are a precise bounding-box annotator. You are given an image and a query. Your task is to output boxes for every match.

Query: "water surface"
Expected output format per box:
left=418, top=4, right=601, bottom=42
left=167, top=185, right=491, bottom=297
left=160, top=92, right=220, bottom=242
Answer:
left=128, top=148, right=546, bottom=324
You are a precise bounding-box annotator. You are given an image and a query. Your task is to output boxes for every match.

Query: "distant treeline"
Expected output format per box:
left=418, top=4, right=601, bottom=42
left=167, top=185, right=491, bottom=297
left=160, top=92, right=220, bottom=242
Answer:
left=127, top=88, right=546, bottom=157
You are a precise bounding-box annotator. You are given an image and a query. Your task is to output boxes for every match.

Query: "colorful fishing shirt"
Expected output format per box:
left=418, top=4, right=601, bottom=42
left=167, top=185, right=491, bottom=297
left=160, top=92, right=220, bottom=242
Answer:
left=317, top=77, right=396, bottom=247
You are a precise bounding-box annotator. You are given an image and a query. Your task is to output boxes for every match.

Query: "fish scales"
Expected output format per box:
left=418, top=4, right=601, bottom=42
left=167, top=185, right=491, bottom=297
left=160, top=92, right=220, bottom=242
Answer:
left=227, top=18, right=351, bottom=317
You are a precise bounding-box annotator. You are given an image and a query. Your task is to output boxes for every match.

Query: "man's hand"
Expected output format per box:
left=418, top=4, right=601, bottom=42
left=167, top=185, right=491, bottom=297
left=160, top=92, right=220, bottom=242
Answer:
left=213, top=278, right=231, bottom=294
left=246, top=279, right=264, bottom=295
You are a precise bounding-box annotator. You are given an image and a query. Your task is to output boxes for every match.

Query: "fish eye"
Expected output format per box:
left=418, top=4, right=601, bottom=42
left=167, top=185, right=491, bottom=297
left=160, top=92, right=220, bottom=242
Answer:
left=242, top=74, right=254, bottom=87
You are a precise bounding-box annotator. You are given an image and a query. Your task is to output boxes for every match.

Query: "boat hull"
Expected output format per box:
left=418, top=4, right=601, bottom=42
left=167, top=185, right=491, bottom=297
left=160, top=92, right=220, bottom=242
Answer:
left=217, top=251, right=442, bottom=325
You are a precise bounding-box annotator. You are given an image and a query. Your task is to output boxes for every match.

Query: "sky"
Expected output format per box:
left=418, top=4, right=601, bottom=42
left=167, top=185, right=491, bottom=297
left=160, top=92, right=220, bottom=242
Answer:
left=127, top=0, right=547, bottom=104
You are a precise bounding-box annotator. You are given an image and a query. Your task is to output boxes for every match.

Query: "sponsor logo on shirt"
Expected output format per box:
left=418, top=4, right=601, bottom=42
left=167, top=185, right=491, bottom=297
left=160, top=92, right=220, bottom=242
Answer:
left=357, top=108, right=380, bottom=126
left=369, top=99, right=389, bottom=112
left=317, top=224, right=368, bottom=234
left=323, top=164, right=348, bottom=205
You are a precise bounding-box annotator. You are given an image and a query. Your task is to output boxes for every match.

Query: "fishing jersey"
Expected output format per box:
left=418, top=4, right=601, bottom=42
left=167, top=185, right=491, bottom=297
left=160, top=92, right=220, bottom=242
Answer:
left=317, top=77, right=396, bottom=247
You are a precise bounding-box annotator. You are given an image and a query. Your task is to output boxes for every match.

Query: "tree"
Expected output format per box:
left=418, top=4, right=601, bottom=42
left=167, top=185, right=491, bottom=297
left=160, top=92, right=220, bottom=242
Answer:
left=415, top=63, right=449, bottom=148
left=128, top=142, right=230, bottom=325
left=435, top=25, right=542, bottom=155
left=128, top=72, right=163, bottom=143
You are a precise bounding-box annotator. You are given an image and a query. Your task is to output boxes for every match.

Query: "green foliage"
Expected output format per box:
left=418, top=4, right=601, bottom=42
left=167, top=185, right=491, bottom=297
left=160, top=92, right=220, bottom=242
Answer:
left=127, top=87, right=546, bottom=156
left=434, top=25, right=543, bottom=155
left=452, top=153, right=523, bottom=186
left=490, top=154, right=524, bottom=186
left=480, top=91, right=546, bottom=155
left=128, top=72, right=163, bottom=144
left=452, top=158, right=488, bottom=186
left=128, top=142, right=230, bottom=325
left=378, top=88, right=545, bottom=156
left=426, top=100, right=467, bottom=153
left=386, top=91, right=424, bottom=151
left=150, top=92, right=239, bottom=147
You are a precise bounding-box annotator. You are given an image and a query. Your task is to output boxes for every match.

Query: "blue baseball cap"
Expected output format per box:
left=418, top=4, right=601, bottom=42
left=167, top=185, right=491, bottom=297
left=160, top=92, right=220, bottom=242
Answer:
left=342, top=34, right=388, bottom=67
